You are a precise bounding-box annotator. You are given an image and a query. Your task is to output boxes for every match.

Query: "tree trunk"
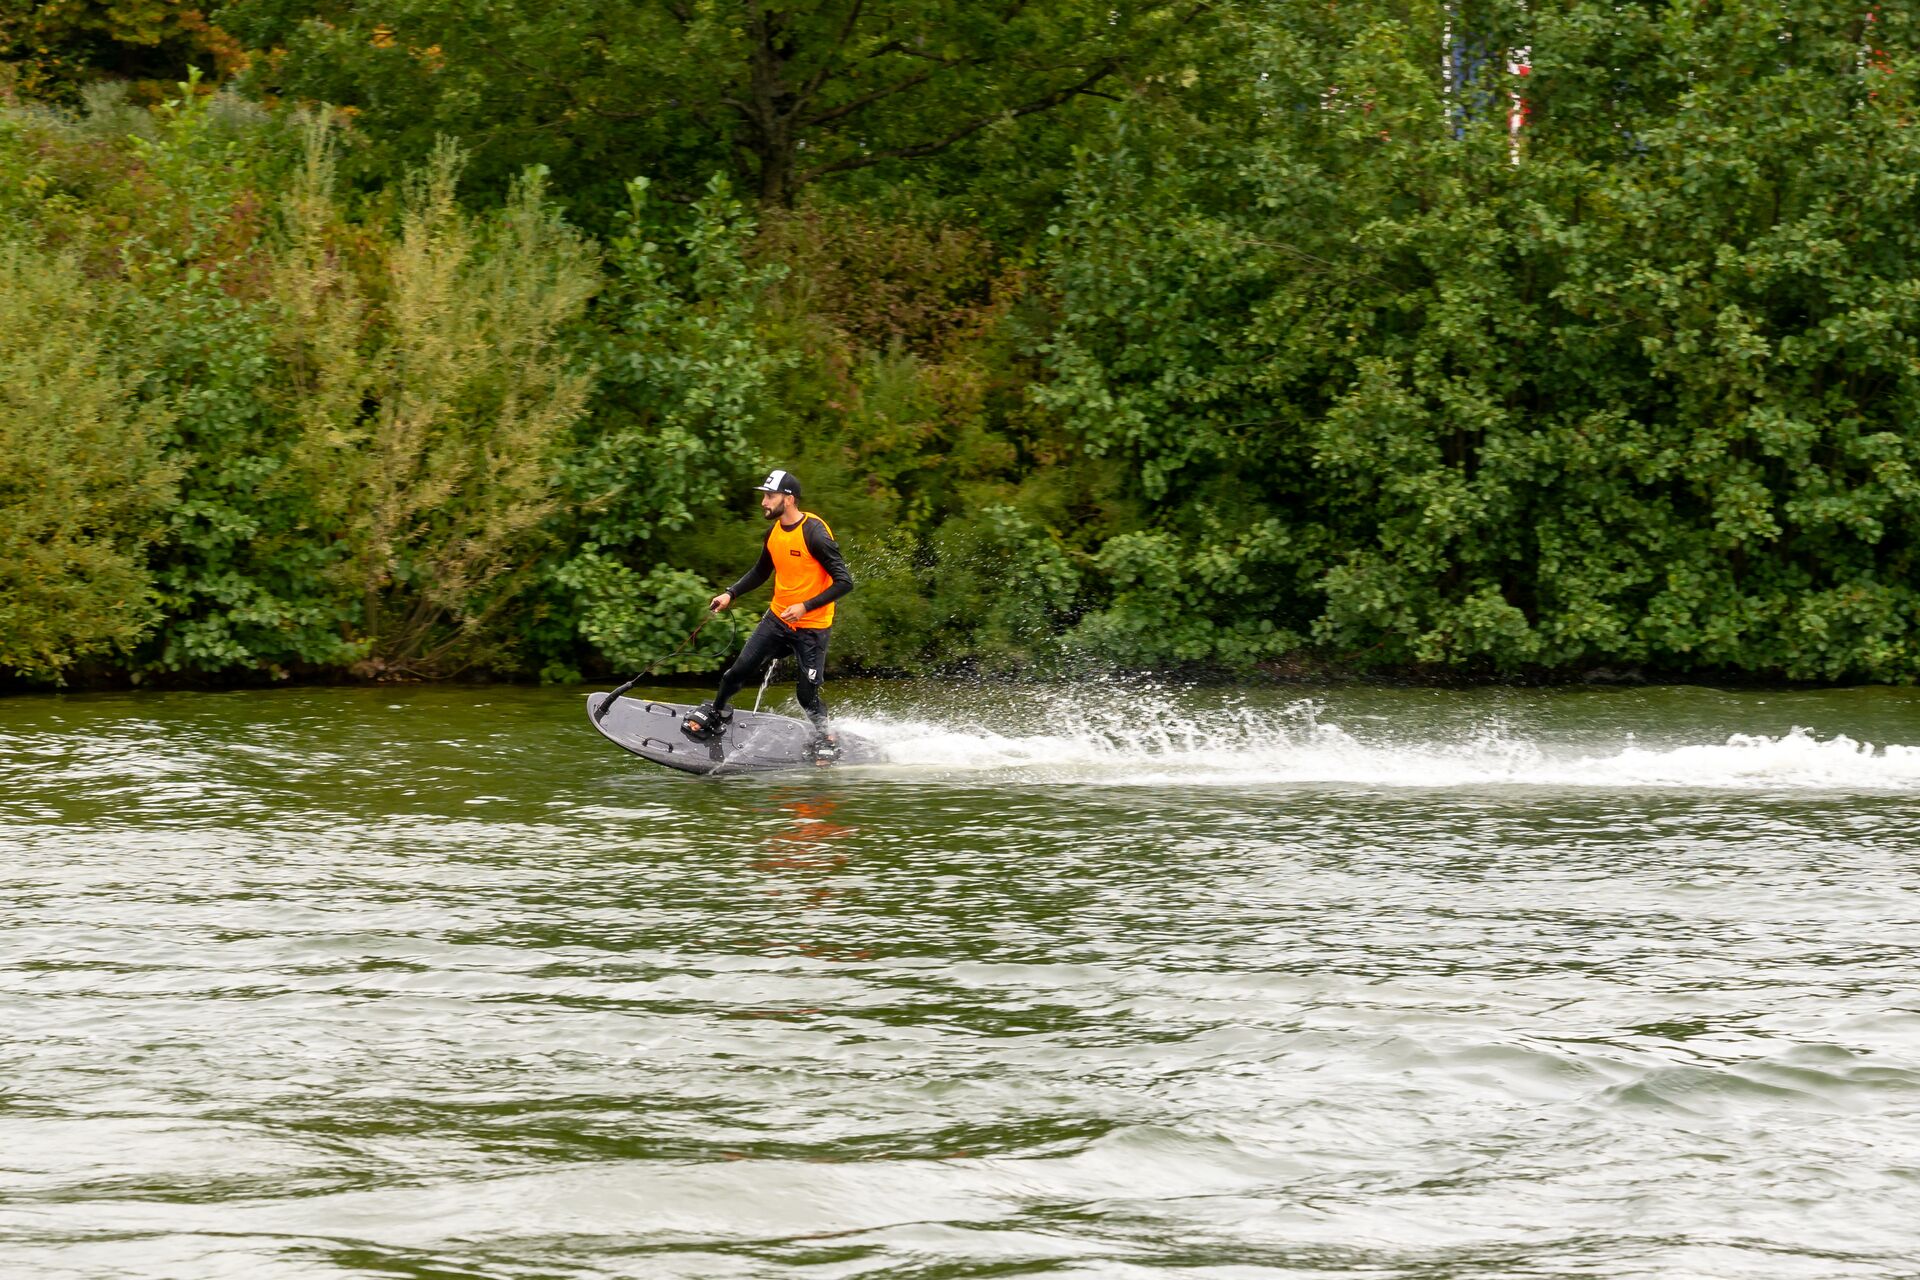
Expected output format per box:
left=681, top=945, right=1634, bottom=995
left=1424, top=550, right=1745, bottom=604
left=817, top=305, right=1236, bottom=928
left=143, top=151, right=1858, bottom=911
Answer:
left=747, top=5, right=800, bottom=206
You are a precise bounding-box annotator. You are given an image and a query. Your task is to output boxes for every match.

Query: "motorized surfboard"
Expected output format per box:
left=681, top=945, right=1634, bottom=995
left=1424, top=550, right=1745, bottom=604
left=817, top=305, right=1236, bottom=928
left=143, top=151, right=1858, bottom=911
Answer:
left=585, top=693, right=883, bottom=776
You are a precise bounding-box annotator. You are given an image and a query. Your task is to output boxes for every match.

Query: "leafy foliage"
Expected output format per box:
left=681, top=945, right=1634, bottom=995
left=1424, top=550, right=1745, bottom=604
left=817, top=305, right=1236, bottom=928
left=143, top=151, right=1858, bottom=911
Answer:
left=0, top=0, right=247, bottom=104
left=1042, top=0, right=1920, bottom=680
left=298, top=141, right=599, bottom=676
left=216, top=0, right=1201, bottom=213
left=3, top=89, right=596, bottom=682
left=9, top=2, right=1920, bottom=687
left=537, top=175, right=790, bottom=681
left=0, top=242, right=177, bottom=680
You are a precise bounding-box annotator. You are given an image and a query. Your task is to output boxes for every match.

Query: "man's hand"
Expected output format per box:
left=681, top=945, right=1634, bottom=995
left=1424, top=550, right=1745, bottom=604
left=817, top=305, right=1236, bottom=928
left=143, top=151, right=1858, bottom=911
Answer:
left=709, top=591, right=733, bottom=612
left=778, top=603, right=807, bottom=623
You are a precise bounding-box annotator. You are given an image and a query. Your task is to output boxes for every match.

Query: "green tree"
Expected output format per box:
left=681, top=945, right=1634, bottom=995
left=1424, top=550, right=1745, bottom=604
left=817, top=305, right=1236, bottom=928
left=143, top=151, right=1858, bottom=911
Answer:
left=279, top=135, right=601, bottom=677
left=544, top=174, right=785, bottom=680
left=1044, top=0, right=1920, bottom=679
left=217, top=0, right=1203, bottom=211
left=0, top=242, right=178, bottom=681
left=2, top=89, right=603, bottom=683
left=0, top=0, right=247, bottom=103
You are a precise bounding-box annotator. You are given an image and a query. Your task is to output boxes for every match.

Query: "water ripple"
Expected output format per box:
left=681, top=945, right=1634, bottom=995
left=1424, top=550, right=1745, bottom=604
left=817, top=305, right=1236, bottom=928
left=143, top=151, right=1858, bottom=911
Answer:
left=4, top=683, right=1920, bottom=1277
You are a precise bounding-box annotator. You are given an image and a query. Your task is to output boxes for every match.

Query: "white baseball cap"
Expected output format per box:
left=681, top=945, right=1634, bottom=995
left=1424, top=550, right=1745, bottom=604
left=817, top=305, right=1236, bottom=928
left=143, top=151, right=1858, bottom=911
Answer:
left=754, top=468, right=802, bottom=496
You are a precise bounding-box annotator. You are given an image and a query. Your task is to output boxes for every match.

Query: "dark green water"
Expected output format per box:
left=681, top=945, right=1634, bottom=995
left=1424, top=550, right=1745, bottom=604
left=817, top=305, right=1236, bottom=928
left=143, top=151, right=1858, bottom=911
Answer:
left=4, top=682, right=1919, bottom=1278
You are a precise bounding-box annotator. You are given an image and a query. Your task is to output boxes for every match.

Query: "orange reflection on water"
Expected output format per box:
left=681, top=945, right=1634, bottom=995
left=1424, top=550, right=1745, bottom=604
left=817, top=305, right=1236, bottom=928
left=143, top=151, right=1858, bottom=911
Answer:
left=751, top=795, right=856, bottom=872
left=741, top=792, right=874, bottom=965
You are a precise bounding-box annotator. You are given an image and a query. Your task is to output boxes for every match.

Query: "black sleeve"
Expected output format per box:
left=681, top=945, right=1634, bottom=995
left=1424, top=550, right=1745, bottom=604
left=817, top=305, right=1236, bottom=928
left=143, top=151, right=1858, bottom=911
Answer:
left=727, top=545, right=773, bottom=600
left=801, top=518, right=856, bottom=612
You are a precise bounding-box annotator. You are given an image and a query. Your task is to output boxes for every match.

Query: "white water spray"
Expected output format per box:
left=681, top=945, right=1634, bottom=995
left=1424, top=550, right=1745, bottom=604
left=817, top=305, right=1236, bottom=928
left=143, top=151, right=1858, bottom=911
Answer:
left=831, top=694, right=1920, bottom=791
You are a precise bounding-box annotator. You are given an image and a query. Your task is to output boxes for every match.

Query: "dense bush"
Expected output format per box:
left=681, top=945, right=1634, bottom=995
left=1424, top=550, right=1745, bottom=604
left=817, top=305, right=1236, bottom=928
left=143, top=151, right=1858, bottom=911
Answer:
left=1041, top=1, right=1920, bottom=680
left=0, top=242, right=177, bottom=680
left=3, top=94, right=597, bottom=681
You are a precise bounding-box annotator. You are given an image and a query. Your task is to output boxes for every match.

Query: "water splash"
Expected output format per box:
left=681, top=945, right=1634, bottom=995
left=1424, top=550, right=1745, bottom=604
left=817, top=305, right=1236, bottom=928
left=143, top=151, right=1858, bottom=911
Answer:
left=839, top=695, right=1920, bottom=791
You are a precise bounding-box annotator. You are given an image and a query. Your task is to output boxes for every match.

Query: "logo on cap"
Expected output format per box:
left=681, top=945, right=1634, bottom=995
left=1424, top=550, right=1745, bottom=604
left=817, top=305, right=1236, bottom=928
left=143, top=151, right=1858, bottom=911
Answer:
left=756, top=468, right=800, bottom=496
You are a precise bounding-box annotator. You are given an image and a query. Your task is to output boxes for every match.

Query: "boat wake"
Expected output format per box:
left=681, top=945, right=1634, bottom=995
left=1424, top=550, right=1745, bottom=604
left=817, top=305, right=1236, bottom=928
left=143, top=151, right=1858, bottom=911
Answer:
left=834, top=698, right=1920, bottom=791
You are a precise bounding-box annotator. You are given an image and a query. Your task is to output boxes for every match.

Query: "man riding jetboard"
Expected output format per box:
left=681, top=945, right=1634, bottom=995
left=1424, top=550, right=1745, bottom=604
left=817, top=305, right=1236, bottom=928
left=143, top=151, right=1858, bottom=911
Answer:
left=682, top=468, right=854, bottom=762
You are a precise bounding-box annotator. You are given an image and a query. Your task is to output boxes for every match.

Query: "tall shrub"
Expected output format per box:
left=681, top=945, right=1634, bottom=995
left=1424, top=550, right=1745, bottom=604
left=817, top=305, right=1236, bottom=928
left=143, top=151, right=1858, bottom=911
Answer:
left=282, top=137, right=599, bottom=676
left=0, top=243, right=177, bottom=680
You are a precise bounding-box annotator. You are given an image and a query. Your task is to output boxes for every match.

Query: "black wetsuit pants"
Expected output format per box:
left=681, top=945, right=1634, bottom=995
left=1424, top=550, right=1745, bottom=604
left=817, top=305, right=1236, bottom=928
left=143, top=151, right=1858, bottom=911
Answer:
left=713, top=614, right=832, bottom=728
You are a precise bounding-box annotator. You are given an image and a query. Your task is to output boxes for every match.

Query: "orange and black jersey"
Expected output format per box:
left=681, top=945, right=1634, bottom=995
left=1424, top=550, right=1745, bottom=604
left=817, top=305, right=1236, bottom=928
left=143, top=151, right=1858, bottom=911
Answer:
left=726, top=513, right=854, bottom=629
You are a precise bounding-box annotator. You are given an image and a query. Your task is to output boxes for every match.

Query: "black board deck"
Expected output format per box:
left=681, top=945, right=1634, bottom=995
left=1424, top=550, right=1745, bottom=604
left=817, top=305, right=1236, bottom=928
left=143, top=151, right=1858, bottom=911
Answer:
left=585, top=693, right=884, bottom=776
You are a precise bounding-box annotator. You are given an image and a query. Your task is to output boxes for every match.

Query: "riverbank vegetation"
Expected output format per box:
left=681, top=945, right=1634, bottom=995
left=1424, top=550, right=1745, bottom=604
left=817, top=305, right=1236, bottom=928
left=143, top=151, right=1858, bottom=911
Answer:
left=4, top=3, right=1919, bottom=686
